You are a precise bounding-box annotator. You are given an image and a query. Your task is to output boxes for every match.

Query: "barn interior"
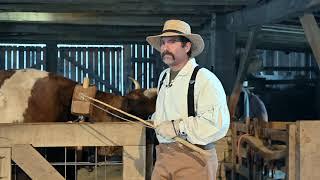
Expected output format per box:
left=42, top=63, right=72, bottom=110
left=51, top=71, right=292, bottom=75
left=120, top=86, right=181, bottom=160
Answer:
left=0, top=0, right=319, bottom=180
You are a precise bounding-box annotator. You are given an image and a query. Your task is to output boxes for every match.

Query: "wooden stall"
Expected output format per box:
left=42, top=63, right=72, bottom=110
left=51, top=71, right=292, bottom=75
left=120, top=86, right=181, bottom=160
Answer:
left=228, top=120, right=320, bottom=180
left=0, top=122, right=146, bottom=180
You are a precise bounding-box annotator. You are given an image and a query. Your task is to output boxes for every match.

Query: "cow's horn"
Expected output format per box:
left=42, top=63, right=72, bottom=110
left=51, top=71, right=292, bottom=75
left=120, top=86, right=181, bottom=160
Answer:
left=143, top=88, right=158, bottom=99
left=128, top=77, right=141, bottom=90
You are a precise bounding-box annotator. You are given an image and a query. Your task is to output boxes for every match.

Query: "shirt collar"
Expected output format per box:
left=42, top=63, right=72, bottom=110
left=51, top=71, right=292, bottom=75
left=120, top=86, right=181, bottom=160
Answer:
left=178, top=58, right=198, bottom=76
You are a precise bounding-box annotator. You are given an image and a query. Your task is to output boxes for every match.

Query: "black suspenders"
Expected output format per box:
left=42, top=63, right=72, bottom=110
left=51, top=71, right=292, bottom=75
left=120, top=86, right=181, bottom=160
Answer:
left=187, top=66, right=201, bottom=116
left=158, top=66, right=202, bottom=117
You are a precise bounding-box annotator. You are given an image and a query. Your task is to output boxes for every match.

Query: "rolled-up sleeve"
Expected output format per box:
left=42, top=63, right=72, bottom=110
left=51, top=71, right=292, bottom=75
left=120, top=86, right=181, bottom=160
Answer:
left=179, top=75, right=230, bottom=145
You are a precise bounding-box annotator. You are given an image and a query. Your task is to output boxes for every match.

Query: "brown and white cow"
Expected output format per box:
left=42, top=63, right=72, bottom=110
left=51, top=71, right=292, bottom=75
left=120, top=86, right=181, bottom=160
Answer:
left=0, top=68, right=158, bottom=179
left=0, top=68, right=157, bottom=123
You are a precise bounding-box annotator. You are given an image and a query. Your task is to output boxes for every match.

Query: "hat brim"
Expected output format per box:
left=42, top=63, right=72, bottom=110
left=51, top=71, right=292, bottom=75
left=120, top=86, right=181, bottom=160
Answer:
left=146, top=32, right=204, bottom=58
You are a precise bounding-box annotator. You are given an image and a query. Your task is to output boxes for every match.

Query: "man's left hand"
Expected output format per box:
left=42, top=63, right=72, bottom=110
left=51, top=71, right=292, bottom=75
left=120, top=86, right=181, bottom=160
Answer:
left=155, top=120, right=180, bottom=140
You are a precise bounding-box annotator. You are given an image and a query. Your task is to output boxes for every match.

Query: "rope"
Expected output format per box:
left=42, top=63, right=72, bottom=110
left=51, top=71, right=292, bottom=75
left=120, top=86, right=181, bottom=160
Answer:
left=89, top=102, right=153, bottom=129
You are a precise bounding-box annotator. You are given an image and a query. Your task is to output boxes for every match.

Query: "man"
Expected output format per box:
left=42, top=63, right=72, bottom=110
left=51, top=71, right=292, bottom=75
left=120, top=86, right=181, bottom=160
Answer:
left=147, top=19, right=230, bottom=180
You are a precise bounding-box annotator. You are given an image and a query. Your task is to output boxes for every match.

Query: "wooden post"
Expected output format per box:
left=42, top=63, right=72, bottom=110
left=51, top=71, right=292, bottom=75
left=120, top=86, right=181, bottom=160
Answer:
left=123, top=145, right=146, bottom=180
left=231, top=122, right=237, bottom=180
left=0, top=148, right=11, bottom=180
left=300, top=14, right=320, bottom=69
left=287, top=124, right=296, bottom=180
left=46, top=41, right=58, bottom=73
left=228, top=27, right=260, bottom=118
left=12, top=144, right=64, bottom=180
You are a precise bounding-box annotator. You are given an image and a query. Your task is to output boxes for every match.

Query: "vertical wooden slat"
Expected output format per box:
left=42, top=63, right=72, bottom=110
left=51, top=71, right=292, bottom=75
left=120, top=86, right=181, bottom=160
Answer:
left=77, top=48, right=83, bottom=83
left=71, top=48, right=77, bottom=81
left=143, top=45, right=148, bottom=89
left=117, top=48, right=122, bottom=93
left=94, top=48, right=99, bottom=87
left=25, top=47, right=31, bottom=68
left=42, top=47, right=47, bottom=70
left=31, top=48, right=36, bottom=68
left=105, top=48, right=110, bottom=92
left=67, top=49, right=71, bottom=79
left=137, top=45, right=142, bottom=87
left=84, top=47, right=89, bottom=78
left=36, top=47, right=41, bottom=69
left=88, top=49, right=94, bottom=84
left=7, top=47, right=13, bottom=69
left=132, top=45, right=137, bottom=84
left=109, top=49, right=114, bottom=92
left=113, top=48, right=117, bottom=90
left=0, top=47, right=5, bottom=70
left=102, top=48, right=106, bottom=91
left=99, top=48, right=104, bottom=91
left=18, top=47, right=24, bottom=69
left=123, top=45, right=131, bottom=93
left=12, top=47, right=17, bottom=69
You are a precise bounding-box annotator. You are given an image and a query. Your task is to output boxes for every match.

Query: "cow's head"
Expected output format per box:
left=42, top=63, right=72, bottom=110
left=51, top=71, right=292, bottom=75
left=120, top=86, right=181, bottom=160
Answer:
left=91, top=78, right=157, bottom=122
left=124, top=77, right=157, bottom=119
left=125, top=88, right=157, bottom=119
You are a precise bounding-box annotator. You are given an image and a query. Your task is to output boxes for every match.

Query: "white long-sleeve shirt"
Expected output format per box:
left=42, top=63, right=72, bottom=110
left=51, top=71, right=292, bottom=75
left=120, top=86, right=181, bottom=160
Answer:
left=152, top=58, right=230, bottom=145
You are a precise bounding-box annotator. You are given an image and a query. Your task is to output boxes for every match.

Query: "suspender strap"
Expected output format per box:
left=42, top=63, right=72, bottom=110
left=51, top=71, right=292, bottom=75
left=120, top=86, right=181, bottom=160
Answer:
left=188, top=66, right=201, bottom=117
left=158, top=66, right=201, bottom=117
left=158, top=72, right=167, bottom=91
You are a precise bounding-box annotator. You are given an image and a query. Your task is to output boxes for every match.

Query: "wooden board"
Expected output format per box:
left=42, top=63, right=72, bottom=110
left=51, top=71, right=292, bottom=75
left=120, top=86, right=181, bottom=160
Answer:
left=0, top=148, right=11, bottom=180
left=123, top=146, right=145, bottom=180
left=0, top=122, right=145, bottom=147
left=12, top=144, right=64, bottom=180
left=296, top=121, right=320, bottom=180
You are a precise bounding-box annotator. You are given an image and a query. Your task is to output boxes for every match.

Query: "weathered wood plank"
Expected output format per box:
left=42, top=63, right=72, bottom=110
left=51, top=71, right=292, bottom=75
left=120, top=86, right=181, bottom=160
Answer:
left=123, top=145, right=145, bottom=180
left=0, top=122, right=145, bottom=147
left=296, top=121, right=320, bottom=180
left=12, top=144, right=64, bottom=180
left=0, top=148, right=11, bottom=180
left=287, top=124, right=296, bottom=180
left=300, top=14, right=320, bottom=69
left=226, top=0, right=320, bottom=31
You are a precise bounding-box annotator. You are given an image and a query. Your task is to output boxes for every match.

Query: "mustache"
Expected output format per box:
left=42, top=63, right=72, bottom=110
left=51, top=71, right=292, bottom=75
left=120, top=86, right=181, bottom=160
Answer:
left=161, top=51, right=175, bottom=59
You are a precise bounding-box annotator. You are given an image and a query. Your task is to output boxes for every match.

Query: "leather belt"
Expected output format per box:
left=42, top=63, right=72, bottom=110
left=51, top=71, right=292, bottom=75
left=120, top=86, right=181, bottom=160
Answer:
left=194, top=142, right=215, bottom=150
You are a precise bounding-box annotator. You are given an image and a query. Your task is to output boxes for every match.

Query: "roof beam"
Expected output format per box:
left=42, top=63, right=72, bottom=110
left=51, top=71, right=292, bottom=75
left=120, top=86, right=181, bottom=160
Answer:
left=0, top=12, right=208, bottom=26
left=226, top=0, right=320, bottom=31
left=0, top=4, right=240, bottom=14
left=0, top=0, right=256, bottom=6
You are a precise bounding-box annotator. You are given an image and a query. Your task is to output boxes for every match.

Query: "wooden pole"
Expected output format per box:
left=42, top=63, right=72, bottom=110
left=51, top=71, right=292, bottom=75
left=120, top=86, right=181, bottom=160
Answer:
left=80, top=94, right=211, bottom=156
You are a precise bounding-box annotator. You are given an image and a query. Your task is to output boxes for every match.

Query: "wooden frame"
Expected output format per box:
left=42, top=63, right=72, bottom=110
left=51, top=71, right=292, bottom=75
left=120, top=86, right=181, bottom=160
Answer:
left=0, top=122, right=146, bottom=180
left=231, top=120, right=320, bottom=180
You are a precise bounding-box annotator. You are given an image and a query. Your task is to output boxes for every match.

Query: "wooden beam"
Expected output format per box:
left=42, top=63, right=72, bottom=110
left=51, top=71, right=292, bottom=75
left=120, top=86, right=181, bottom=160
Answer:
left=0, top=3, right=240, bottom=14
left=228, top=28, right=259, bottom=118
left=0, top=12, right=208, bottom=26
left=287, top=124, right=296, bottom=180
left=0, top=122, right=145, bottom=147
left=226, top=0, right=320, bottom=31
left=12, top=144, right=64, bottom=180
left=0, top=0, right=256, bottom=6
left=300, top=14, right=320, bottom=69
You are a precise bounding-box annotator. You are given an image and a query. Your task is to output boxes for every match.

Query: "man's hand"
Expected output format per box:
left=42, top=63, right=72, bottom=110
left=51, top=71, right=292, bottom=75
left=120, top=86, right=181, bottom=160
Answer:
left=155, top=120, right=180, bottom=140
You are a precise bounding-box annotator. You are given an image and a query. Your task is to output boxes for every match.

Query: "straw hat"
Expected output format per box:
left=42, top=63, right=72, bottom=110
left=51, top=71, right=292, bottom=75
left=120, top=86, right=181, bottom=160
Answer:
left=146, top=19, right=204, bottom=57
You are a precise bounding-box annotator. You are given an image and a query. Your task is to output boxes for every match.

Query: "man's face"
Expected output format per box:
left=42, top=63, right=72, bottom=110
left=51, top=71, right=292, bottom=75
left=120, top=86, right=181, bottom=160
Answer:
left=160, top=36, right=191, bottom=69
